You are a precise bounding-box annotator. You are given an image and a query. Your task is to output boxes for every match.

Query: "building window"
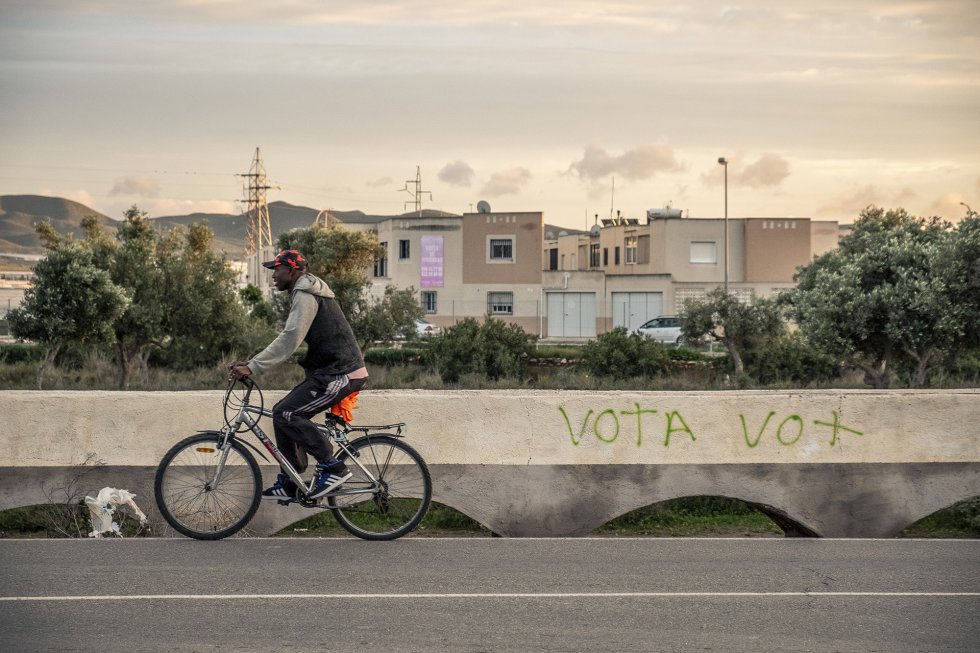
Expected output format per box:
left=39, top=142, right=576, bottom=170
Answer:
left=690, top=241, right=717, bottom=264
left=589, top=243, right=600, bottom=268
left=603, top=248, right=608, bottom=266
left=488, top=291, right=513, bottom=315
left=374, top=242, right=388, bottom=277
left=421, top=291, right=437, bottom=314
left=614, top=246, right=620, bottom=266
left=548, top=248, right=558, bottom=271
left=489, top=237, right=514, bottom=261
left=625, top=236, right=637, bottom=264
left=399, top=239, right=410, bottom=260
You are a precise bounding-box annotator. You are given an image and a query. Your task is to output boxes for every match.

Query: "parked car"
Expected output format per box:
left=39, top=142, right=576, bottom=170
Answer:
left=634, top=315, right=684, bottom=345
left=415, top=318, right=441, bottom=337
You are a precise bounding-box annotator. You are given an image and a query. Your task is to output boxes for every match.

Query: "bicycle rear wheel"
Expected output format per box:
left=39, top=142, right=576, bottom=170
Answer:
left=328, top=435, right=432, bottom=540
left=155, top=432, right=262, bottom=540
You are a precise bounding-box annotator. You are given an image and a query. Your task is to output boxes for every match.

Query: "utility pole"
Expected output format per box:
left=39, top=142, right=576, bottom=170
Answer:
left=717, top=157, right=729, bottom=293
left=239, top=147, right=274, bottom=256
left=401, top=165, right=432, bottom=216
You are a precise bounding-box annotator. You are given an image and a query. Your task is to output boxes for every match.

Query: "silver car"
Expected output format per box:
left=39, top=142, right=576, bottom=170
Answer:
left=634, top=315, right=684, bottom=345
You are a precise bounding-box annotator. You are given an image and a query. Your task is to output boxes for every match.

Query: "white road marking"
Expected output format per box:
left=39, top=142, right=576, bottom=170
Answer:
left=1, top=592, right=978, bottom=601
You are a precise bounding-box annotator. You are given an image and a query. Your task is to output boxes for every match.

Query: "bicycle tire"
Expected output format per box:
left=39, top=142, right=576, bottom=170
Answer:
left=155, top=432, right=262, bottom=540
left=328, top=435, right=432, bottom=541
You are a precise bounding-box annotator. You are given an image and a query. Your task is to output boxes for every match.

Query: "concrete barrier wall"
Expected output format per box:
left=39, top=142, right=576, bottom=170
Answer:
left=1, top=389, right=978, bottom=537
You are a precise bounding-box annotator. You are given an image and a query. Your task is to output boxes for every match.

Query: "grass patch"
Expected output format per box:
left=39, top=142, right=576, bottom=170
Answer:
left=594, top=497, right=783, bottom=537
left=0, top=503, right=148, bottom=538
left=900, top=497, right=980, bottom=538
left=276, top=501, right=493, bottom=537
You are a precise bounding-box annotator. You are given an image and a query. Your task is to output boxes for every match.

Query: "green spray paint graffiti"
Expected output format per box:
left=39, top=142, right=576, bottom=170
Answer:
left=559, top=405, right=863, bottom=448
left=558, top=403, right=695, bottom=448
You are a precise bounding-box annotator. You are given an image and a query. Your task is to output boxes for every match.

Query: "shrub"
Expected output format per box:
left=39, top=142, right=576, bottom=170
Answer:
left=363, top=347, right=426, bottom=367
left=743, top=331, right=840, bottom=386
left=581, top=328, right=672, bottom=380
left=428, top=317, right=536, bottom=383
left=0, top=342, right=44, bottom=364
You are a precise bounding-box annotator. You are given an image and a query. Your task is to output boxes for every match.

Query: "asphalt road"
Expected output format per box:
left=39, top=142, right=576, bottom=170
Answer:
left=1, top=538, right=978, bottom=652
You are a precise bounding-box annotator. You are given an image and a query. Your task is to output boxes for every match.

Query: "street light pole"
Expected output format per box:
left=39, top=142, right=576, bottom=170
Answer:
left=717, top=157, right=729, bottom=293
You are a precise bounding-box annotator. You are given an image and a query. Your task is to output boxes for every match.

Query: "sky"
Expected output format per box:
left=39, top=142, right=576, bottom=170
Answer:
left=1, top=1, right=978, bottom=232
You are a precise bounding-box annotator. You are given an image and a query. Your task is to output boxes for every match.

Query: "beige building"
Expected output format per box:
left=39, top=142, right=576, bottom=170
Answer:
left=338, top=208, right=842, bottom=340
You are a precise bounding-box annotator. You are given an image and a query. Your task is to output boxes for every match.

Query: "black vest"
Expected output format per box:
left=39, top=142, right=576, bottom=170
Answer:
left=298, top=294, right=365, bottom=374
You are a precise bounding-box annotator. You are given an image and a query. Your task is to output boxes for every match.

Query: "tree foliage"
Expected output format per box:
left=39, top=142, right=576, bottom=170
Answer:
left=81, top=207, right=167, bottom=388
left=351, top=284, right=424, bottom=350
left=7, top=241, right=128, bottom=388
left=786, top=206, right=974, bottom=388
left=681, top=288, right=784, bottom=377
left=152, top=222, right=270, bottom=370
left=276, top=223, right=383, bottom=317
left=10, top=208, right=275, bottom=384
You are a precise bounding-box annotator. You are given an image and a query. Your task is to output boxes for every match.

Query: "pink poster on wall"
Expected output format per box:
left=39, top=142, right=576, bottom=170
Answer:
left=420, top=235, right=444, bottom=288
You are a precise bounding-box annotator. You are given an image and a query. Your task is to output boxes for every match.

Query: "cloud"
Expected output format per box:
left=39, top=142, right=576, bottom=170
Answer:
left=56, top=189, right=96, bottom=210
left=109, top=176, right=161, bottom=198
left=813, top=185, right=883, bottom=220
left=481, top=167, right=532, bottom=197
left=928, top=192, right=972, bottom=220
left=365, top=176, right=393, bottom=188
left=569, top=144, right=683, bottom=182
left=438, top=160, right=475, bottom=187
left=736, top=154, right=790, bottom=188
left=701, top=154, right=790, bottom=188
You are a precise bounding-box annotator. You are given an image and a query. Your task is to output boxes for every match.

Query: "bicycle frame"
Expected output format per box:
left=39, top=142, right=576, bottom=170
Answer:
left=215, top=396, right=396, bottom=503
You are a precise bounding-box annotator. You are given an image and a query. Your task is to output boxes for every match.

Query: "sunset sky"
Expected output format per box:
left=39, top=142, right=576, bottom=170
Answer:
left=1, top=1, right=977, bottom=231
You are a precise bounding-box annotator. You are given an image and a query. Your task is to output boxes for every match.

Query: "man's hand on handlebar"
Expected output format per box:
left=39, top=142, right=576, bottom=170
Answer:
left=228, top=361, right=253, bottom=381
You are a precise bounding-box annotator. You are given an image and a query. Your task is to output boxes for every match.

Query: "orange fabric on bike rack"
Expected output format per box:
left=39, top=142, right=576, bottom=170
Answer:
left=330, top=391, right=359, bottom=423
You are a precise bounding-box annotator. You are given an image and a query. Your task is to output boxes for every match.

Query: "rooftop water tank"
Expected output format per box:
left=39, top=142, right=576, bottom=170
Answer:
left=646, top=207, right=684, bottom=220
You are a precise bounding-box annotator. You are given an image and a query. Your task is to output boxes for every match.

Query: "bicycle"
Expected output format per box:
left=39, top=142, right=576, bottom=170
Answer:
left=154, top=378, right=432, bottom=541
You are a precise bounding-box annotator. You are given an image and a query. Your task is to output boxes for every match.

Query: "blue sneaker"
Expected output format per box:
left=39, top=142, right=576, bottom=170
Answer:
left=262, top=472, right=298, bottom=502
left=309, top=462, right=352, bottom=498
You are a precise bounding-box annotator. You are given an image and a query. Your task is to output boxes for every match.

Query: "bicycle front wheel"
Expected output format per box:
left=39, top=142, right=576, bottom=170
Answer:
left=154, top=432, right=262, bottom=540
left=328, top=435, right=432, bottom=540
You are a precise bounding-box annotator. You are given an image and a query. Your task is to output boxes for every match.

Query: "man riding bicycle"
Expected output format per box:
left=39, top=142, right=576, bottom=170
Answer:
left=229, top=249, right=368, bottom=502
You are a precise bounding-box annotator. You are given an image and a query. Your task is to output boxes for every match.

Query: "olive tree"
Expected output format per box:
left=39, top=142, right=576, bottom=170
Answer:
left=76, top=207, right=167, bottom=388
left=7, top=242, right=128, bottom=388
left=681, top=288, right=784, bottom=376
left=786, top=206, right=967, bottom=388
left=153, top=222, right=268, bottom=369
left=351, top=284, right=424, bottom=350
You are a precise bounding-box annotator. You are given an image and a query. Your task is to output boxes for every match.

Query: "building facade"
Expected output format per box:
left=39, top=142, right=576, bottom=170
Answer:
left=339, top=209, right=842, bottom=341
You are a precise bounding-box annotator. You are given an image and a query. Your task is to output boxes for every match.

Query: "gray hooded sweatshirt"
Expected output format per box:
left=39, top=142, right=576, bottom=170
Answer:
left=247, top=273, right=364, bottom=376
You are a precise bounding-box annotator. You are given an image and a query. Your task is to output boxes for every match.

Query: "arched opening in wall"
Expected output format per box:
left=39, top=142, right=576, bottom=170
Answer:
left=900, top=496, right=980, bottom=538
left=593, top=496, right=792, bottom=537
left=275, top=501, right=493, bottom=537
left=0, top=503, right=148, bottom=538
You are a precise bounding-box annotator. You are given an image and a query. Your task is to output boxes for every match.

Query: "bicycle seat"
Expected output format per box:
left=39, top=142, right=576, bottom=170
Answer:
left=323, top=414, right=347, bottom=428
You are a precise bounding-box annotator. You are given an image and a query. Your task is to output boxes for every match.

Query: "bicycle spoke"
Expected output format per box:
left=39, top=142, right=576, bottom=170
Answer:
left=327, top=435, right=431, bottom=540
left=155, top=434, right=261, bottom=540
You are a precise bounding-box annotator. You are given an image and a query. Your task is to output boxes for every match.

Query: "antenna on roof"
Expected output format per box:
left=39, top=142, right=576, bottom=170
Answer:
left=400, top=165, right=432, bottom=217
left=609, top=176, right=615, bottom=222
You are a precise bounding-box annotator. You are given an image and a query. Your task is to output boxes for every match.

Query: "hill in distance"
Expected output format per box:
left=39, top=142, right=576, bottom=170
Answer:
left=0, top=195, right=114, bottom=253
left=0, top=195, right=460, bottom=258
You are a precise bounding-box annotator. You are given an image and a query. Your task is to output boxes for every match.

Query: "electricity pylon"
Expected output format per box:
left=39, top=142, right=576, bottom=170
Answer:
left=401, top=165, right=432, bottom=216
left=239, top=147, right=274, bottom=256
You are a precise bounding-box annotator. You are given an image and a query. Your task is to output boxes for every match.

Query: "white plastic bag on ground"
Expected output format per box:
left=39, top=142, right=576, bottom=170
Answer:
left=84, top=487, right=148, bottom=538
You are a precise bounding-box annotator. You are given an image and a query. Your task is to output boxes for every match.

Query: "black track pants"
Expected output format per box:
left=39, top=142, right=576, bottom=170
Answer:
left=271, top=370, right=367, bottom=473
